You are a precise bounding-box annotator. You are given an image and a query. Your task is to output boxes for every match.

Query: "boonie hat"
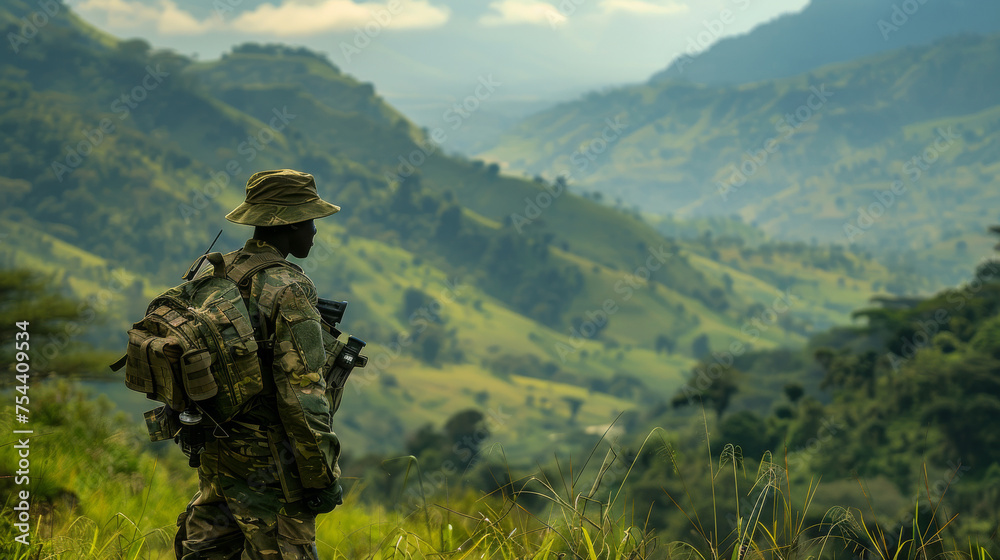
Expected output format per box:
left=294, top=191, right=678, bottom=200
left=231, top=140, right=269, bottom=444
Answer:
left=225, top=169, right=340, bottom=226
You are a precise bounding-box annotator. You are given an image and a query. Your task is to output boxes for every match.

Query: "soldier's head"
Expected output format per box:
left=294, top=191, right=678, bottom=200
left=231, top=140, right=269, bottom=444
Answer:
left=251, top=219, right=317, bottom=258
left=225, top=169, right=339, bottom=258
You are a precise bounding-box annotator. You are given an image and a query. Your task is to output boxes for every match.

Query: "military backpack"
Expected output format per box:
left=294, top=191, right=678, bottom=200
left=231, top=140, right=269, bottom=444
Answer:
left=111, top=251, right=292, bottom=442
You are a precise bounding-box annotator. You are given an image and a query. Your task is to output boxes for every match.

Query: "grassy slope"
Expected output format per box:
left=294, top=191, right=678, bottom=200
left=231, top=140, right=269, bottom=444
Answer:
left=2, top=210, right=890, bottom=457
left=3, top=379, right=989, bottom=560
left=0, top=382, right=510, bottom=560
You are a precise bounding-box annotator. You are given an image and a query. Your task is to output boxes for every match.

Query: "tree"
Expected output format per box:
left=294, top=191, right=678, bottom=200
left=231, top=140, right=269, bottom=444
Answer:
left=818, top=348, right=879, bottom=397
left=671, top=366, right=740, bottom=419
left=691, top=333, right=710, bottom=359
left=783, top=382, right=805, bottom=403
left=418, top=325, right=448, bottom=364
left=0, top=269, right=80, bottom=342
left=444, top=409, right=489, bottom=467
left=401, top=287, right=449, bottom=328
left=720, top=410, right=771, bottom=459
left=0, top=269, right=105, bottom=378
left=655, top=334, right=675, bottom=354
left=117, top=38, right=151, bottom=59
left=435, top=204, right=462, bottom=239
left=563, top=396, right=584, bottom=422
left=405, top=424, right=446, bottom=457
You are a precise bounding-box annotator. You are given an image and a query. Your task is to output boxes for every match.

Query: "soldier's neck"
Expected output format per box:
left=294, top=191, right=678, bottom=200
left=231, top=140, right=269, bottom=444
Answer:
left=250, top=237, right=290, bottom=258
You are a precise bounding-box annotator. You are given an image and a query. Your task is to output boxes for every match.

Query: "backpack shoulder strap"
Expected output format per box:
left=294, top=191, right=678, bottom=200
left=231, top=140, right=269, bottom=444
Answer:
left=225, top=251, right=299, bottom=353
left=226, top=251, right=295, bottom=295
left=227, top=251, right=281, bottom=281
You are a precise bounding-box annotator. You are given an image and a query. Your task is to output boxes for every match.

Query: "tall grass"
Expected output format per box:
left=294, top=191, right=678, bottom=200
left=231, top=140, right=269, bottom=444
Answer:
left=3, top=388, right=994, bottom=560
left=1, top=382, right=187, bottom=559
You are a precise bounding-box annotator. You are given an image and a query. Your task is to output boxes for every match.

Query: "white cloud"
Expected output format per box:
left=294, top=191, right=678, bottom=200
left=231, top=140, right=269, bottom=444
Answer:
left=232, top=0, right=451, bottom=36
left=479, top=0, right=566, bottom=27
left=73, top=0, right=213, bottom=35
left=70, top=0, right=451, bottom=37
left=599, top=0, right=688, bottom=16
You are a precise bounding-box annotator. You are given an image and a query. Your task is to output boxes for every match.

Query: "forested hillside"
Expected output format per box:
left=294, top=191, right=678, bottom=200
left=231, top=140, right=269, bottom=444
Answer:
left=483, top=33, right=1000, bottom=288
left=613, top=233, right=1000, bottom=552
left=0, top=0, right=910, bottom=457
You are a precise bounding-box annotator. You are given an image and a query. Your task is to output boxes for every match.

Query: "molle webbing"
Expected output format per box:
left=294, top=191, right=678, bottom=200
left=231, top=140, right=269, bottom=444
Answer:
left=116, top=247, right=302, bottom=432
left=225, top=250, right=292, bottom=348
left=117, top=249, right=292, bottom=426
left=228, top=251, right=290, bottom=289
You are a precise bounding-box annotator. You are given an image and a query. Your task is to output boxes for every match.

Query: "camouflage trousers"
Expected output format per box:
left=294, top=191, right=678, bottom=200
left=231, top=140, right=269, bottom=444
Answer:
left=174, top=424, right=318, bottom=559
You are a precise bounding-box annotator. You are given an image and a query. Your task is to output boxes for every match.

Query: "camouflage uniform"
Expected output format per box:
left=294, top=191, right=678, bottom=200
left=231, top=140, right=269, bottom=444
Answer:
left=176, top=170, right=343, bottom=559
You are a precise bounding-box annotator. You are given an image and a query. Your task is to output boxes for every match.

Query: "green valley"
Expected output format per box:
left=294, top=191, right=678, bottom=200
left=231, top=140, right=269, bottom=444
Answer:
left=1, top=0, right=999, bottom=558
left=482, top=33, right=1000, bottom=289
left=0, top=0, right=915, bottom=458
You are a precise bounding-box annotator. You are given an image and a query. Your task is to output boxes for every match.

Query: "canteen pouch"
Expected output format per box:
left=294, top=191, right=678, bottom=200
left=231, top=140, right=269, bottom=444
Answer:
left=144, top=406, right=181, bottom=442
left=181, top=349, right=217, bottom=401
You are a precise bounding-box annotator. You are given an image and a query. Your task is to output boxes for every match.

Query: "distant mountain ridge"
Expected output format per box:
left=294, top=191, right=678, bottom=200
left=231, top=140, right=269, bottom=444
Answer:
left=482, top=31, right=1000, bottom=287
left=651, top=0, right=1000, bottom=85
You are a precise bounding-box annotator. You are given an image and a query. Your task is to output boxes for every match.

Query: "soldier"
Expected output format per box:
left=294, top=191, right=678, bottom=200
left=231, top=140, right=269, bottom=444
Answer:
left=175, top=169, right=344, bottom=559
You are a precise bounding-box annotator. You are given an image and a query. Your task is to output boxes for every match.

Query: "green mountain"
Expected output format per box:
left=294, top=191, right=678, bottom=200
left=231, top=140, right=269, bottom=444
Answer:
left=482, top=33, right=1000, bottom=288
left=650, top=0, right=1000, bottom=85
left=0, top=0, right=903, bottom=456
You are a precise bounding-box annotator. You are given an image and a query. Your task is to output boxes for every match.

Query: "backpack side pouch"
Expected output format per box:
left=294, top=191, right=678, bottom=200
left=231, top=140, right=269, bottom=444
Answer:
left=125, top=326, right=186, bottom=410
left=124, top=327, right=156, bottom=395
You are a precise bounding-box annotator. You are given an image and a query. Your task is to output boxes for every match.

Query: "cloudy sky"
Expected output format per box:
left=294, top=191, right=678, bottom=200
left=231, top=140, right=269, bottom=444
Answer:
left=65, top=0, right=811, bottom=137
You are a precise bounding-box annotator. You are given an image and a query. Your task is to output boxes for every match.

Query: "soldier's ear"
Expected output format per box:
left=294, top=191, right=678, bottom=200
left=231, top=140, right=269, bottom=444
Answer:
left=289, top=220, right=316, bottom=234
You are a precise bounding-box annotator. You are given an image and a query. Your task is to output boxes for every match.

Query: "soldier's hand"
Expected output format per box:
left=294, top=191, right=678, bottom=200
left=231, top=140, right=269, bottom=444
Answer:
left=305, top=483, right=343, bottom=514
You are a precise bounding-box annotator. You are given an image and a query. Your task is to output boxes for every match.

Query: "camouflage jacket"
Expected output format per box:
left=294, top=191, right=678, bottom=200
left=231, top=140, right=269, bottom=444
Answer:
left=214, top=239, right=341, bottom=497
